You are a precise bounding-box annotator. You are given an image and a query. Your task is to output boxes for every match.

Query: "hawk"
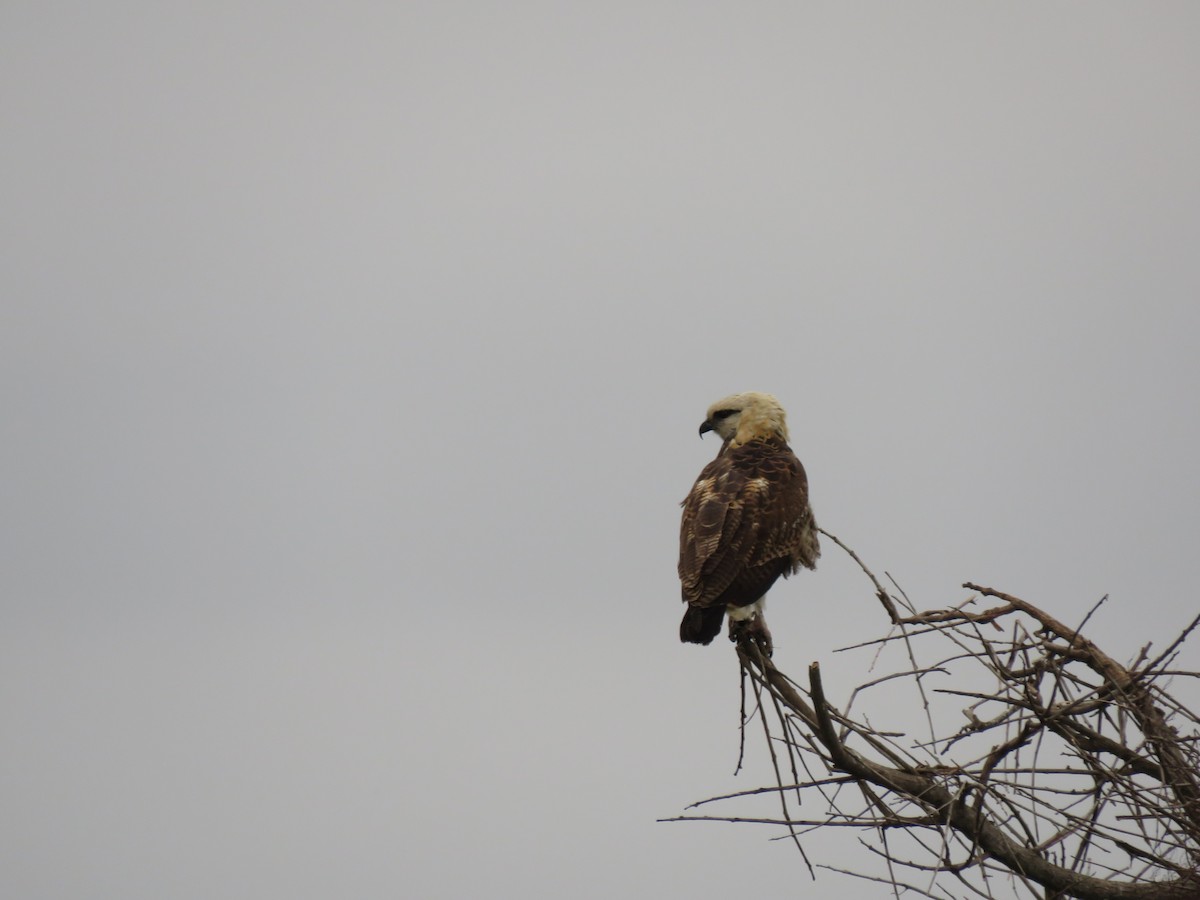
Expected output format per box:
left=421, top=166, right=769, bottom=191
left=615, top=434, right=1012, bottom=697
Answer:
left=678, top=392, right=819, bottom=654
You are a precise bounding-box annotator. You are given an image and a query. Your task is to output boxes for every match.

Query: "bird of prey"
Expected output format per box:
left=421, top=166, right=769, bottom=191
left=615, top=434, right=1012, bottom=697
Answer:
left=678, top=392, right=819, bottom=654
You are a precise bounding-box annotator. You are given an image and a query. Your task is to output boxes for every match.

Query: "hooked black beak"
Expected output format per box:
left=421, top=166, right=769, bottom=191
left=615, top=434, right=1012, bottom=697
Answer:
left=698, top=419, right=713, bottom=438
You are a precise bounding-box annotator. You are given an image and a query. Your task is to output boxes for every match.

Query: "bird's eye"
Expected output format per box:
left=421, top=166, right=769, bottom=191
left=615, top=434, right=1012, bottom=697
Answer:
left=712, top=409, right=737, bottom=421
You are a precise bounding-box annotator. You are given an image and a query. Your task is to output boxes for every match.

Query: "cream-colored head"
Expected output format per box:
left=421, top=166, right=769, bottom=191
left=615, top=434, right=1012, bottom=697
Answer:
left=698, top=392, right=790, bottom=447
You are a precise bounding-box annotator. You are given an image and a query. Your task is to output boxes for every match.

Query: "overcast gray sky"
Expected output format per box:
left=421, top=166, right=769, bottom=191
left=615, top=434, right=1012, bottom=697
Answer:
left=4, top=3, right=1199, bottom=898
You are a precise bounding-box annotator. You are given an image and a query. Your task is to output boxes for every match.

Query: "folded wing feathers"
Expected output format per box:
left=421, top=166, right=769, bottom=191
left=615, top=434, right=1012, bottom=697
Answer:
left=679, top=437, right=818, bottom=610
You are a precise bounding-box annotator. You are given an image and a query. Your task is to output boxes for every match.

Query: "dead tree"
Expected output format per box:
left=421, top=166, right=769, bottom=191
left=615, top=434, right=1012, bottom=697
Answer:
left=665, top=531, right=1200, bottom=899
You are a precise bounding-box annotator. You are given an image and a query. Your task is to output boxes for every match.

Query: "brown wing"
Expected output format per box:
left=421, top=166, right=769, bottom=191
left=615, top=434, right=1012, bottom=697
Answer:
left=679, top=437, right=819, bottom=610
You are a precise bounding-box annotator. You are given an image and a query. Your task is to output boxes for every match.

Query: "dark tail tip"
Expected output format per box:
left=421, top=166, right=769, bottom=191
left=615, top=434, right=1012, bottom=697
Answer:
left=680, top=605, right=725, bottom=645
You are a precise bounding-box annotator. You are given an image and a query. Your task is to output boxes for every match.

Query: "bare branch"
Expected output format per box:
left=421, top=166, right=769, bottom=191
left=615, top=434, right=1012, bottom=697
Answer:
left=669, top=541, right=1200, bottom=899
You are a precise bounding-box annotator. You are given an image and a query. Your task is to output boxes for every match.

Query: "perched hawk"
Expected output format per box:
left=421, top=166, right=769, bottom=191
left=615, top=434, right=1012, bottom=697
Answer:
left=678, top=392, right=819, bottom=654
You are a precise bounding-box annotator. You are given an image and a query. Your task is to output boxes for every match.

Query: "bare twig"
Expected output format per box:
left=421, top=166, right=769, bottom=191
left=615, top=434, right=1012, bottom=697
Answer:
left=669, top=540, right=1200, bottom=900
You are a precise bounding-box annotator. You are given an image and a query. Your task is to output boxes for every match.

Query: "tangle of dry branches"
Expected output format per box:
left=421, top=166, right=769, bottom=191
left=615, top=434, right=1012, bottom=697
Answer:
left=664, top=531, right=1200, bottom=900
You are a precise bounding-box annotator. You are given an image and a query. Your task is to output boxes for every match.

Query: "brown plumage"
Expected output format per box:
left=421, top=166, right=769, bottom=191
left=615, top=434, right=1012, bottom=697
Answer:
left=678, top=392, right=819, bottom=654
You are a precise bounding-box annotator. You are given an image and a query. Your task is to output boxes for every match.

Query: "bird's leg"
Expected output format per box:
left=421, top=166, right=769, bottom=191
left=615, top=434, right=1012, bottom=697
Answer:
left=729, top=612, right=773, bottom=657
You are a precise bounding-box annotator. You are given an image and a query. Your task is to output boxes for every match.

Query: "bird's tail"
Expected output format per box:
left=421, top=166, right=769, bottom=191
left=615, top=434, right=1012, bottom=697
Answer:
left=680, top=605, right=725, bottom=645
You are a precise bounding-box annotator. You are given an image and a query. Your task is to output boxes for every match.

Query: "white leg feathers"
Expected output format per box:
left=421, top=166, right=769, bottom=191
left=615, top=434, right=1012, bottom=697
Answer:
left=727, top=596, right=766, bottom=621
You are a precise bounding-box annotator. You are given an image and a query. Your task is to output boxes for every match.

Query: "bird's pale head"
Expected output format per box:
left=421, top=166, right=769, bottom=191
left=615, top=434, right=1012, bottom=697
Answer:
left=699, top=392, right=790, bottom=447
